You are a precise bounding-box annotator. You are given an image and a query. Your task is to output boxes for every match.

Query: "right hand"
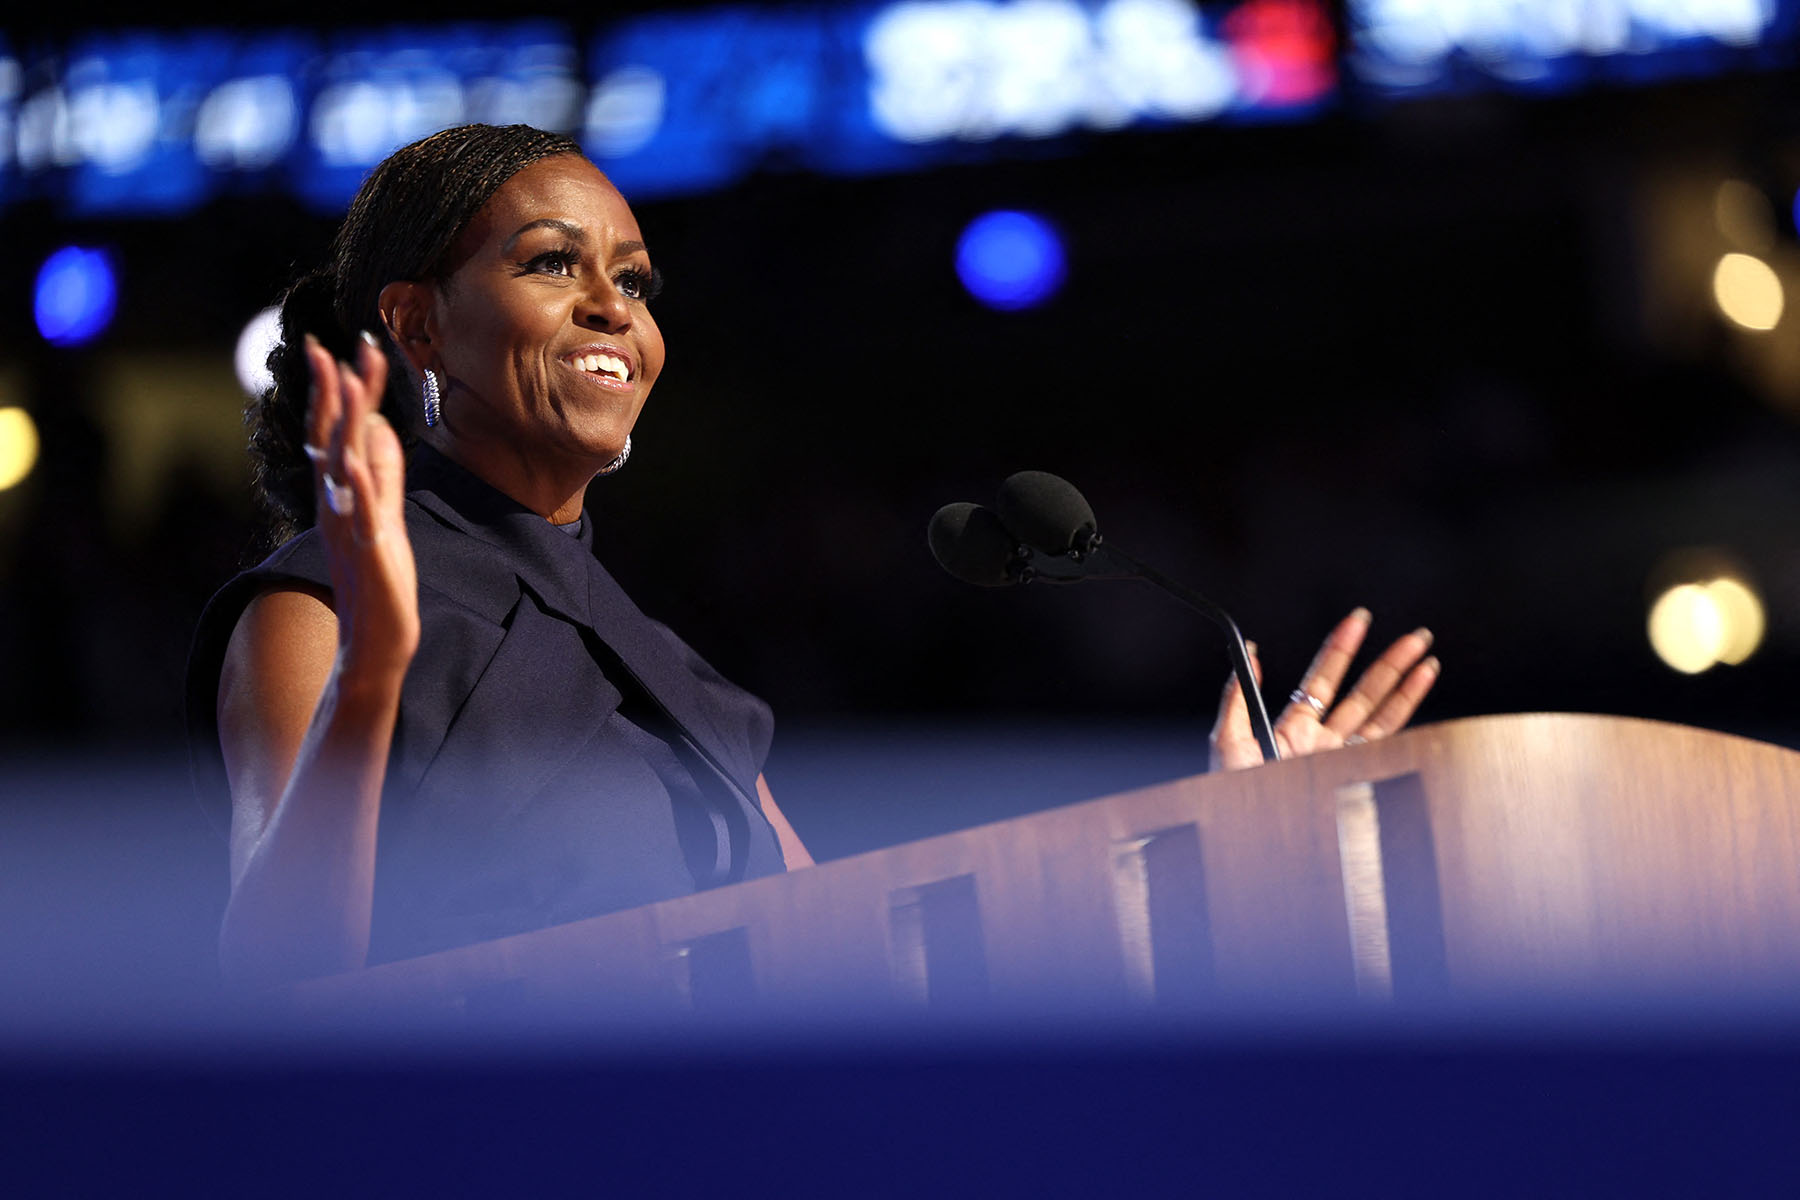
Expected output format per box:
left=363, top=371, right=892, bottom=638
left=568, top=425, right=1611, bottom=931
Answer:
left=1209, top=608, right=1439, bottom=771
left=304, top=332, right=420, bottom=679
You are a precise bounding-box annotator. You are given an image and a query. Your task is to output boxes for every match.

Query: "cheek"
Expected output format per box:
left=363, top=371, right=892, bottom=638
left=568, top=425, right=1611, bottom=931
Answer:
left=641, top=318, right=667, bottom=385
left=482, top=303, right=562, bottom=390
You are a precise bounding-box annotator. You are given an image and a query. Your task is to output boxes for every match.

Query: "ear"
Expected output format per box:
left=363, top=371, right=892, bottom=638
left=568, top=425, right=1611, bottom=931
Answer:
left=378, top=280, right=439, bottom=374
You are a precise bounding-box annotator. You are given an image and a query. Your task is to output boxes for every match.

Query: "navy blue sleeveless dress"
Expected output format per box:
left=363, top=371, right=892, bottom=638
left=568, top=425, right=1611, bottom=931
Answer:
left=186, top=446, right=786, bottom=965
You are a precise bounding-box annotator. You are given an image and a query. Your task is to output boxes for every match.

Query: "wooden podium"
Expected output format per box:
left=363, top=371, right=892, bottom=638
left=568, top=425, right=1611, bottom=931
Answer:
left=284, top=713, right=1800, bottom=1020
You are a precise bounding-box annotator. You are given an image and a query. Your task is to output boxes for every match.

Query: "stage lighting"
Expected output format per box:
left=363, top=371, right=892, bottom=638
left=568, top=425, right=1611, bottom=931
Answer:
left=585, top=65, right=666, bottom=158
left=234, top=306, right=283, bottom=399
left=0, top=407, right=40, bottom=492
left=956, top=210, right=1066, bottom=311
left=1647, top=573, right=1766, bottom=674
left=34, top=246, right=118, bottom=347
left=1712, top=252, right=1784, bottom=331
left=1648, top=583, right=1724, bottom=674
left=1707, top=576, right=1765, bottom=666
left=194, top=75, right=301, bottom=170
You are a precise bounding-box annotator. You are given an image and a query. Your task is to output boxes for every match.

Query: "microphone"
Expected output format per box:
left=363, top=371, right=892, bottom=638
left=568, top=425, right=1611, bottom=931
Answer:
left=930, top=471, right=1281, bottom=762
left=995, top=470, right=1097, bottom=556
left=927, top=501, right=1019, bottom=588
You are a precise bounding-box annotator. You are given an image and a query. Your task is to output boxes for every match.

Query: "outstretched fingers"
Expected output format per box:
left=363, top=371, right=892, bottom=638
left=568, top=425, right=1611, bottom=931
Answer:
left=303, top=335, right=347, bottom=520
left=1355, top=652, right=1440, bottom=740
left=1322, top=626, right=1435, bottom=740
left=341, top=334, right=394, bottom=546
left=1283, top=607, right=1371, bottom=718
left=1212, top=610, right=1443, bottom=772
left=300, top=331, right=419, bottom=677
left=302, top=331, right=395, bottom=537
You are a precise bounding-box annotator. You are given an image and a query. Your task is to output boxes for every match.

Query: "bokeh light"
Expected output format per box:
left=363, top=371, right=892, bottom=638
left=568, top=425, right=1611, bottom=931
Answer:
left=1648, top=584, right=1723, bottom=674
left=955, top=210, right=1067, bottom=311
left=1647, top=574, right=1766, bottom=674
left=235, top=306, right=284, bottom=399
left=1707, top=577, right=1766, bottom=666
left=34, top=246, right=119, bottom=346
left=1714, top=179, right=1776, bottom=253
left=0, top=407, right=42, bottom=492
left=1711, top=252, right=1784, bottom=331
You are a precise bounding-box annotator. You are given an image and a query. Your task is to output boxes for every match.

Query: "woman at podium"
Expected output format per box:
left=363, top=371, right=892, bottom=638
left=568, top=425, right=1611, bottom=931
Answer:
left=187, top=125, right=811, bottom=989
left=187, top=123, right=1436, bottom=991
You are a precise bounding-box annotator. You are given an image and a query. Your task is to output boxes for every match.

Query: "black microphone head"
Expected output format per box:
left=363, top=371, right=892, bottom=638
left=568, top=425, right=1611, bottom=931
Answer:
left=928, top=502, right=1020, bottom=588
left=995, top=470, right=1096, bottom=554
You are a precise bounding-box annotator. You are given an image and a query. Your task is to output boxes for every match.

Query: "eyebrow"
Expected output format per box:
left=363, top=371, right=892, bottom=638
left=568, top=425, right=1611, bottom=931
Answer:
left=504, top=219, right=647, bottom=259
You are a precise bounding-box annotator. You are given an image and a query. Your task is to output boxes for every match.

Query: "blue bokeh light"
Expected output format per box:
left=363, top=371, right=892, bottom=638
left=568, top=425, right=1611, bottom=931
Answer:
left=956, top=210, right=1066, bottom=311
left=34, top=247, right=119, bottom=347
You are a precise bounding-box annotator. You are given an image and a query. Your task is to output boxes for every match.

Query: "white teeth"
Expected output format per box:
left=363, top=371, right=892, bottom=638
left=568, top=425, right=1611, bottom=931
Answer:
left=573, top=353, right=628, bottom=382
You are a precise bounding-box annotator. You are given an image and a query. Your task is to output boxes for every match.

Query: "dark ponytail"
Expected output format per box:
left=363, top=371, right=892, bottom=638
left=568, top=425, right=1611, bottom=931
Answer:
left=244, top=123, right=584, bottom=557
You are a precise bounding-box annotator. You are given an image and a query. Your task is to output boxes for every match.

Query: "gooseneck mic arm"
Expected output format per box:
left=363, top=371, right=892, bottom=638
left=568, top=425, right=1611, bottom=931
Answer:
left=929, top=471, right=1283, bottom=764
left=1077, top=538, right=1279, bottom=764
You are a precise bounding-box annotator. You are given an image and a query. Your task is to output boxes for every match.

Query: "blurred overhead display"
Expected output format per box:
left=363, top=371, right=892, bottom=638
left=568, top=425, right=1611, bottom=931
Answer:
left=6, top=0, right=1791, bottom=217
left=1347, top=0, right=1794, bottom=94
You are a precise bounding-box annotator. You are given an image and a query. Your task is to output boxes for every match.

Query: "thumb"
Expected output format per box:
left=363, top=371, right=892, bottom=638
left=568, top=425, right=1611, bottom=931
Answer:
left=1210, top=640, right=1262, bottom=764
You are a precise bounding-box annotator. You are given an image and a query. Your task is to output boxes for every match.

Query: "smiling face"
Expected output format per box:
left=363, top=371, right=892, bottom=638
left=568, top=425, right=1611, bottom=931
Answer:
left=400, top=154, right=665, bottom=518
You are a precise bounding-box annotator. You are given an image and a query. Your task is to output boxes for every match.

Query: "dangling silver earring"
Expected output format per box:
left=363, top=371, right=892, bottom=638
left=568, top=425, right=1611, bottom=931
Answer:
left=597, top=435, right=632, bottom=476
left=421, top=368, right=442, bottom=428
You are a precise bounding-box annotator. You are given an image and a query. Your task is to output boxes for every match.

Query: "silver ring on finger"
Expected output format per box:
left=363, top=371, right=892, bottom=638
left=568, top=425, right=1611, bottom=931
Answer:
left=1289, top=688, right=1327, bottom=720
left=323, top=472, right=354, bottom=517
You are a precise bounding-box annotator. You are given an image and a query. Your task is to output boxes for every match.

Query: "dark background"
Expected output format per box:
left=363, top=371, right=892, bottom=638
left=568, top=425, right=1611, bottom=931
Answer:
left=6, top=6, right=1800, bottom=983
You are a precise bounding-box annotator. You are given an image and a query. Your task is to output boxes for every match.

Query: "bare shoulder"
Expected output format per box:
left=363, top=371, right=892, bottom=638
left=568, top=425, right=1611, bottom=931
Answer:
left=220, top=585, right=338, bottom=713
left=218, top=584, right=338, bottom=877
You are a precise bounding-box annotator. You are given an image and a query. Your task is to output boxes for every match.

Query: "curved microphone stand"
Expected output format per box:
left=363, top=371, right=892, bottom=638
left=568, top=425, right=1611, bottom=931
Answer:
left=1011, top=536, right=1281, bottom=764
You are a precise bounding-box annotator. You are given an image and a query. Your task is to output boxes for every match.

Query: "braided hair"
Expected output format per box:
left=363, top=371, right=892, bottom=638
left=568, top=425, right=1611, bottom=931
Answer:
left=247, top=123, right=584, bottom=556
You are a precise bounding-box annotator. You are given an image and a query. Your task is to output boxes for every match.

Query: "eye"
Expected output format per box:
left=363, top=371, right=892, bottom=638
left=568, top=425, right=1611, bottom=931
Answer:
left=521, top=248, right=580, bottom=276
left=614, top=266, right=664, bottom=302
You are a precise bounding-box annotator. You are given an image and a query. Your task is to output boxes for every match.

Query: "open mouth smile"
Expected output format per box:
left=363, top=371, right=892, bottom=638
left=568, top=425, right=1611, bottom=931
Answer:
left=564, top=346, right=633, bottom=385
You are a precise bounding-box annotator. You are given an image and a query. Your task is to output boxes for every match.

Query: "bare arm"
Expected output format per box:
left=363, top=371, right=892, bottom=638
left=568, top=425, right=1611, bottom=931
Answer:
left=757, top=774, right=814, bottom=869
left=217, top=587, right=405, bottom=985
left=216, top=334, right=418, bottom=989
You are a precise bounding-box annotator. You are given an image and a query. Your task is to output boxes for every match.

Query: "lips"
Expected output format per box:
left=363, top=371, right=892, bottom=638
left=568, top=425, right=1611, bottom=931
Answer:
left=563, top=344, right=634, bottom=384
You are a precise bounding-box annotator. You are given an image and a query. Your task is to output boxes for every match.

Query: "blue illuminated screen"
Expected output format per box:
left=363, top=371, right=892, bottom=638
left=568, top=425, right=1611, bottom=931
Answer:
left=0, top=2, right=1334, bottom=215
left=2, top=0, right=1796, bottom=218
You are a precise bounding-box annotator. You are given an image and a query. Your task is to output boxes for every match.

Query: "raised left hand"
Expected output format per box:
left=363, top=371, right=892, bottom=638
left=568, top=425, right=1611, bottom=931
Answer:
left=303, top=331, right=419, bottom=680
left=1209, top=607, right=1439, bottom=771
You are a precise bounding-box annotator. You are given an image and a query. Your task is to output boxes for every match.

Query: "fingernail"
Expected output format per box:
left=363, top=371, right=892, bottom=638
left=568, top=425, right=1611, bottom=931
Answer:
left=1350, top=606, right=1371, bottom=623
left=1414, top=627, right=1434, bottom=648
left=360, top=329, right=381, bottom=348
left=303, top=333, right=321, bottom=351
left=1245, top=639, right=1259, bottom=656
left=1423, top=655, right=1441, bottom=674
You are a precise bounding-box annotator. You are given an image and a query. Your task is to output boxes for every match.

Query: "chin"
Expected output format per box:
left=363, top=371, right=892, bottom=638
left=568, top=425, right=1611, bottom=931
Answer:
left=559, top=411, right=637, bottom=463
left=575, top=428, right=635, bottom=469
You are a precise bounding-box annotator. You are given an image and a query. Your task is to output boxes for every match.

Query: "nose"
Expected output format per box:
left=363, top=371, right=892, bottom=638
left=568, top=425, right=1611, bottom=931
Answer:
left=576, top=276, right=632, bottom=331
